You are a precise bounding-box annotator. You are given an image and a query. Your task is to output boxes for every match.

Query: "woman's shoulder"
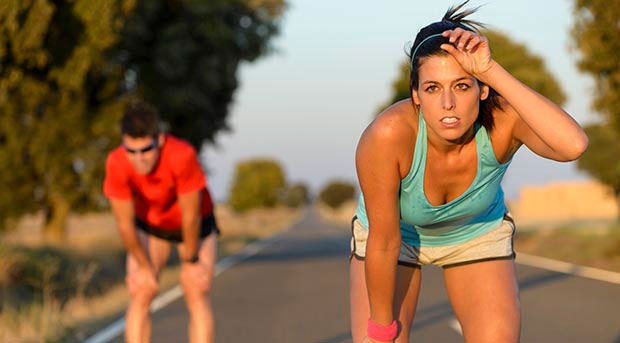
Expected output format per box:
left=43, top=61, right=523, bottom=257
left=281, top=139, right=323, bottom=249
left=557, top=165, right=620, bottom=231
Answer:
left=361, top=99, right=418, bottom=146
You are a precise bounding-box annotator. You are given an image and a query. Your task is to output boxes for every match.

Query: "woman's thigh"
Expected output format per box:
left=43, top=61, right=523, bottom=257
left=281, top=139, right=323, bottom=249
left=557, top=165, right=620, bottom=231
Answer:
left=350, top=258, right=422, bottom=343
left=443, top=259, right=520, bottom=343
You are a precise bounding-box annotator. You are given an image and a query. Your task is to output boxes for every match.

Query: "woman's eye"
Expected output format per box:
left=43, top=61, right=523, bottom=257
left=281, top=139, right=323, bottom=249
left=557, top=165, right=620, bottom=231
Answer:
left=456, top=83, right=470, bottom=90
left=425, top=85, right=438, bottom=92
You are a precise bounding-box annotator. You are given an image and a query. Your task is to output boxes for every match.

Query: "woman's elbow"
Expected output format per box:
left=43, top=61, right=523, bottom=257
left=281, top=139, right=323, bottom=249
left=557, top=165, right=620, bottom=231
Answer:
left=564, top=131, right=589, bottom=161
left=367, top=234, right=401, bottom=253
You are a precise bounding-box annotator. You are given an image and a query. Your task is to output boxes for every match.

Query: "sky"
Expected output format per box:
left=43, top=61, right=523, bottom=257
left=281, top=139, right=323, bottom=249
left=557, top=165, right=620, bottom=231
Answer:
left=203, top=0, right=595, bottom=202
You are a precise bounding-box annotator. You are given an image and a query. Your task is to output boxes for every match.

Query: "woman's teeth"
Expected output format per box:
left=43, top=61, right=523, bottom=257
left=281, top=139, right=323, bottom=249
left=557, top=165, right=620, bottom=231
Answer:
left=441, top=117, right=458, bottom=123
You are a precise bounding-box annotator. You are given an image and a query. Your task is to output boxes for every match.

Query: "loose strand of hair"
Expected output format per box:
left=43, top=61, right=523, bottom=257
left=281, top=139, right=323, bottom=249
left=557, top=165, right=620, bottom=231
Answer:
left=442, top=0, right=486, bottom=33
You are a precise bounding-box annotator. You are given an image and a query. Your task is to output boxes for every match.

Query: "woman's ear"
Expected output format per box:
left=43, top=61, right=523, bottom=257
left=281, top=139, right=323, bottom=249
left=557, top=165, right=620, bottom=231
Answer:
left=480, top=83, right=490, bottom=101
left=158, top=133, right=165, bottom=147
left=412, top=89, right=421, bottom=106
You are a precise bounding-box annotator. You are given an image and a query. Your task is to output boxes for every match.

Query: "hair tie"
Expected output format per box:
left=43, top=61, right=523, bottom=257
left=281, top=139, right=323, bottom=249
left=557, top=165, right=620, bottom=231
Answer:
left=410, top=33, right=445, bottom=68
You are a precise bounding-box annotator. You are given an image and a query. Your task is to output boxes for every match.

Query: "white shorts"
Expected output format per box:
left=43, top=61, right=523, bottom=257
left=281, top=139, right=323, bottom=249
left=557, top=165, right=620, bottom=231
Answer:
left=350, top=213, right=516, bottom=268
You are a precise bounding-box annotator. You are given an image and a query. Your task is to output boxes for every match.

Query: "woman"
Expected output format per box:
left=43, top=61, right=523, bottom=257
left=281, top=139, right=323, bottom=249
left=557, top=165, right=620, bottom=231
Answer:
left=350, top=2, right=588, bottom=343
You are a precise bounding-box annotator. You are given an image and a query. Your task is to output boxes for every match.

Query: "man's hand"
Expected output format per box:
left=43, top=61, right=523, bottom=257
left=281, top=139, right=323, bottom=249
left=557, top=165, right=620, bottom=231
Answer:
left=126, top=265, right=159, bottom=297
left=180, top=260, right=211, bottom=292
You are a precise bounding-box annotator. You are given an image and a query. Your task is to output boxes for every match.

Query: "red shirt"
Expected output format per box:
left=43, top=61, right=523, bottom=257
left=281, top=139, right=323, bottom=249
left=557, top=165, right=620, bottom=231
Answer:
left=103, top=135, right=214, bottom=230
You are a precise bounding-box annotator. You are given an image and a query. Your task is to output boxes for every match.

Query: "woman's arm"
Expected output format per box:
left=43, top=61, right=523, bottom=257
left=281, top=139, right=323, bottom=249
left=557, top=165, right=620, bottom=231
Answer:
left=356, top=118, right=405, bottom=328
left=481, top=61, right=587, bottom=161
left=440, top=28, right=588, bottom=162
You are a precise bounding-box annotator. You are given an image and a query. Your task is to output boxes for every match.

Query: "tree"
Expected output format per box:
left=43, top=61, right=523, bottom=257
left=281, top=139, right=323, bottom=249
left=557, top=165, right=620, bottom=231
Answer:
left=378, top=29, right=566, bottom=113
left=0, top=0, right=286, bottom=240
left=318, top=180, right=356, bottom=209
left=576, top=125, right=620, bottom=217
left=572, top=0, right=620, bottom=132
left=282, top=182, right=309, bottom=208
left=119, top=0, right=286, bottom=149
left=572, top=0, right=620, bottom=217
left=0, top=0, right=134, bottom=241
left=229, top=158, right=286, bottom=212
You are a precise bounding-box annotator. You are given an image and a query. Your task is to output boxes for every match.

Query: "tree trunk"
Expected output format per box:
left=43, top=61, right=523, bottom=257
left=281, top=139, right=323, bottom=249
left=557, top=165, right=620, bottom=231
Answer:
left=43, top=194, right=70, bottom=243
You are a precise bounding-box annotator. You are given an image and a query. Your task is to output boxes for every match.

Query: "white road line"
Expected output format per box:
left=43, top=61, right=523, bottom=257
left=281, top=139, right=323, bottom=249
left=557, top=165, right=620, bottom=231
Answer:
left=84, top=235, right=283, bottom=343
left=516, top=252, right=620, bottom=285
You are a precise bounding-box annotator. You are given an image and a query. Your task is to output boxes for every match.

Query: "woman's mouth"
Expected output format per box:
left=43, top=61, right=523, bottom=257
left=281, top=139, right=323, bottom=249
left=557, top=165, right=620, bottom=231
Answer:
left=440, top=116, right=460, bottom=128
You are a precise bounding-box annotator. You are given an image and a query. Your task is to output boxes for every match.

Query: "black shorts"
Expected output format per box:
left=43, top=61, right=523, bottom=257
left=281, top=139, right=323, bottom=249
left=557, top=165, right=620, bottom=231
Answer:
left=135, top=214, right=220, bottom=243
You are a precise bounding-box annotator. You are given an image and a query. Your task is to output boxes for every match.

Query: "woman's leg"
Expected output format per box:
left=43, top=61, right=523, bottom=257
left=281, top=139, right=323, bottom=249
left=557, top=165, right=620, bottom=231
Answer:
left=443, top=259, right=520, bottom=343
left=350, top=258, right=422, bottom=343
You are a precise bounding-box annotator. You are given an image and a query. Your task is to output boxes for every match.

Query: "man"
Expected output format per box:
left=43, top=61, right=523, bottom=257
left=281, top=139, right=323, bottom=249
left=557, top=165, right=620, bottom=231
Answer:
left=104, top=101, right=218, bottom=343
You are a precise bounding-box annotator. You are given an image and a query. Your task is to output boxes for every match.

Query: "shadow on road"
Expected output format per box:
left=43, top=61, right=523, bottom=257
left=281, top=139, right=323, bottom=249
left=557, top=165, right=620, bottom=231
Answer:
left=318, top=332, right=352, bottom=343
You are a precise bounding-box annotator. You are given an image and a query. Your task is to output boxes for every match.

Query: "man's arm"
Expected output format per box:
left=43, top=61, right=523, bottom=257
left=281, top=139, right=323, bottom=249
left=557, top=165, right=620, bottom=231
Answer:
left=109, top=198, right=151, bottom=269
left=178, top=190, right=201, bottom=262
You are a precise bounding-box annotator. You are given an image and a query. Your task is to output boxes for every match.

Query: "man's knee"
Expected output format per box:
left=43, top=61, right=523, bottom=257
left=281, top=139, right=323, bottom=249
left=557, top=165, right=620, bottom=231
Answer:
left=126, top=278, right=159, bottom=304
left=180, top=270, right=212, bottom=297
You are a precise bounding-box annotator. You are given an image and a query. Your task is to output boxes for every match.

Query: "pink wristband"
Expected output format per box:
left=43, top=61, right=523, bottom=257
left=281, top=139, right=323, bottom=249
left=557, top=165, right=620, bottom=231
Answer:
left=367, top=318, right=398, bottom=342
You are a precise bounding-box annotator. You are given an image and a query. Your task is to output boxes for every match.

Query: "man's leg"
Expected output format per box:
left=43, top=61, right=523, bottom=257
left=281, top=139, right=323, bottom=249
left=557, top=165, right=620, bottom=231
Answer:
left=125, top=231, right=171, bottom=343
left=178, top=233, right=217, bottom=343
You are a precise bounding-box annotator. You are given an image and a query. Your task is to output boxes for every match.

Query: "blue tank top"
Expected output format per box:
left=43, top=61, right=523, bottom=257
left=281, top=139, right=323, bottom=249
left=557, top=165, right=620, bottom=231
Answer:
left=355, top=113, right=512, bottom=247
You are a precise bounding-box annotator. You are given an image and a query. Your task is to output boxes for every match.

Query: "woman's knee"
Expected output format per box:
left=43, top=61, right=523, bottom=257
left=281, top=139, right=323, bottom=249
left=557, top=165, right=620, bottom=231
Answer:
left=463, top=316, right=520, bottom=343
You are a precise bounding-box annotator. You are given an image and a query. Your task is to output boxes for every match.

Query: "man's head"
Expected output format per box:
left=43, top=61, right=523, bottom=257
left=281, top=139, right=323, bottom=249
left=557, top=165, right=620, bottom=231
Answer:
left=121, top=101, right=164, bottom=175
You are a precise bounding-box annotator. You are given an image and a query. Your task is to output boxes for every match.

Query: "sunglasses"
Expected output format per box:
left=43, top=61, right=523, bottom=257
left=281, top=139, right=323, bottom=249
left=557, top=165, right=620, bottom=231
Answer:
left=123, top=137, right=158, bottom=154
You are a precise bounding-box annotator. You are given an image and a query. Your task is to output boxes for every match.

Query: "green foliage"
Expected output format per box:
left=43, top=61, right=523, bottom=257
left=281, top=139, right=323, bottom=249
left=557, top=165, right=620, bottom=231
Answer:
left=572, top=0, right=620, bottom=132
left=318, top=181, right=356, bottom=209
left=576, top=124, right=620, bottom=207
left=229, top=159, right=286, bottom=212
left=572, top=0, right=620, bottom=215
left=119, top=0, right=286, bottom=149
left=0, top=243, right=123, bottom=309
left=484, top=30, right=566, bottom=105
left=0, top=0, right=133, bottom=238
left=281, top=183, right=309, bottom=208
left=0, top=0, right=286, bottom=238
left=378, top=29, right=566, bottom=114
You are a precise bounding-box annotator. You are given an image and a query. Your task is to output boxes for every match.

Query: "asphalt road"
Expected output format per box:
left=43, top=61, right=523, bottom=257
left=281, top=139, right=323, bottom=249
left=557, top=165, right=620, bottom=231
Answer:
left=110, top=209, right=620, bottom=343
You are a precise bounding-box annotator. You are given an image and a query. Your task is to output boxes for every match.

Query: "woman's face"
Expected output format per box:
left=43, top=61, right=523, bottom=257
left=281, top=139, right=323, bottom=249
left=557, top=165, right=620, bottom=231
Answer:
left=412, top=53, right=489, bottom=143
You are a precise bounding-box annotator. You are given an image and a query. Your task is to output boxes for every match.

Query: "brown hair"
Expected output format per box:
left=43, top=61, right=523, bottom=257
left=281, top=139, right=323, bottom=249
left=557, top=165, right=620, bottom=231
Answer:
left=407, top=0, right=502, bottom=131
left=121, top=100, right=160, bottom=137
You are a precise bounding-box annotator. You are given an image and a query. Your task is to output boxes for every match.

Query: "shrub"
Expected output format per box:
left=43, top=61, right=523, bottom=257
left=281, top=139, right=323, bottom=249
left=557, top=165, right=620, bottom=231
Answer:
left=318, top=180, right=356, bottom=209
left=229, top=159, right=286, bottom=212
left=281, top=183, right=309, bottom=208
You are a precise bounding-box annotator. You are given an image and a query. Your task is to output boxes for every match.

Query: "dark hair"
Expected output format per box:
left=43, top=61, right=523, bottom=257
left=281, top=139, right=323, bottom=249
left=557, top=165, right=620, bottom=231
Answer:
left=121, top=100, right=160, bottom=137
left=407, top=0, right=501, bottom=131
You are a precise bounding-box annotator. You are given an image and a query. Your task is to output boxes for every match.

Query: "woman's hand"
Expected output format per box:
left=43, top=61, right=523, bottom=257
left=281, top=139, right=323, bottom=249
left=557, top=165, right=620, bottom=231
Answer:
left=440, top=28, right=495, bottom=80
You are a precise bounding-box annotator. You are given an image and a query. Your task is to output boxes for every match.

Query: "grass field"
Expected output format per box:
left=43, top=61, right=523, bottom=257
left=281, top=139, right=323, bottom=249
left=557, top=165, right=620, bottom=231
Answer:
left=0, top=205, right=304, bottom=342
